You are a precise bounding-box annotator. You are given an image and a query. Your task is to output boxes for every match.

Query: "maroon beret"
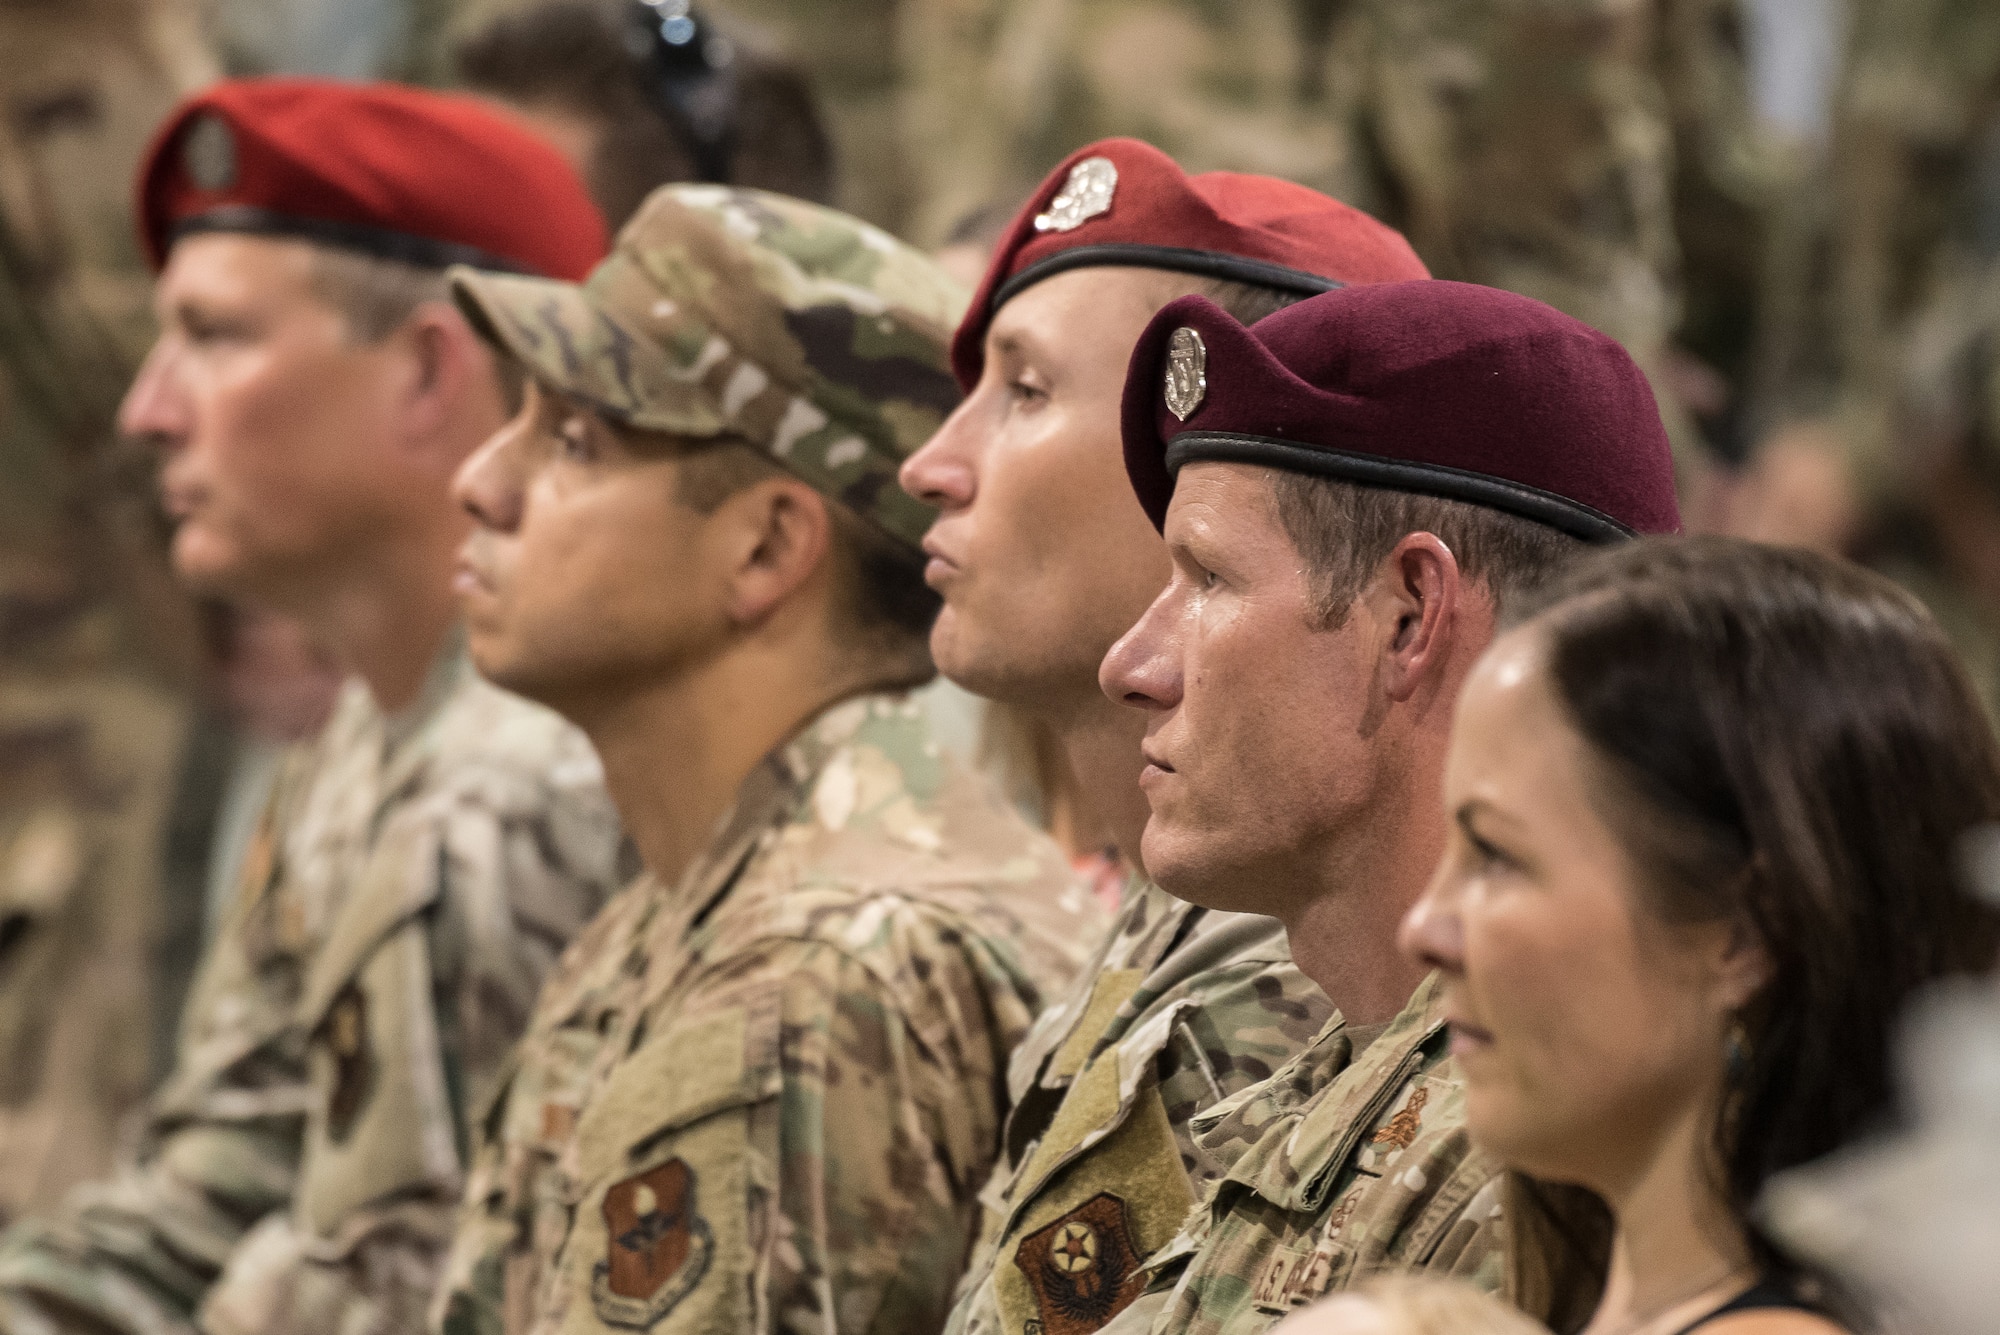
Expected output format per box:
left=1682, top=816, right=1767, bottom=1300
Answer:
left=952, top=137, right=1429, bottom=390
left=138, top=78, right=609, bottom=280
left=1122, top=281, right=1682, bottom=543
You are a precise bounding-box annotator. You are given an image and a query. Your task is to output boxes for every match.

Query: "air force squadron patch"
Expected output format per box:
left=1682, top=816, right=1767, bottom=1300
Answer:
left=1014, top=1193, right=1148, bottom=1335
left=591, top=1158, right=715, bottom=1329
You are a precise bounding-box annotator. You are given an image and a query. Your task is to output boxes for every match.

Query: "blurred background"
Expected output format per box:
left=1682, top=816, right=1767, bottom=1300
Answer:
left=1, top=0, right=1996, bottom=1247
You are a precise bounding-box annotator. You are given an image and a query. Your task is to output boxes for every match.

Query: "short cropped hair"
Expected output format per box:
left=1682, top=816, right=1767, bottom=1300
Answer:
left=671, top=439, right=937, bottom=686
left=1270, top=475, right=1590, bottom=626
left=455, top=0, right=834, bottom=228
left=307, top=248, right=450, bottom=343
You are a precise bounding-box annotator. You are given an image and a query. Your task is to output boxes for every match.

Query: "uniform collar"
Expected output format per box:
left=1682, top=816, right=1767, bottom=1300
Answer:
left=650, top=690, right=927, bottom=950
left=1210, top=972, right=1448, bottom=1212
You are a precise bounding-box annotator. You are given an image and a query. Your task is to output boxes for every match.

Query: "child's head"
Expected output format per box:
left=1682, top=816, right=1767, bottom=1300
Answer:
left=1270, top=1278, right=1547, bottom=1335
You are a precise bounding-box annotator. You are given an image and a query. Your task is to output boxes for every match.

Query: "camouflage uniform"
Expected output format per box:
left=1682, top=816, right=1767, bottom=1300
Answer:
left=432, top=697, right=1101, bottom=1335
left=434, top=184, right=1108, bottom=1335
left=0, top=647, right=625, bottom=1335
left=1106, top=974, right=1502, bottom=1335
left=942, top=880, right=1332, bottom=1335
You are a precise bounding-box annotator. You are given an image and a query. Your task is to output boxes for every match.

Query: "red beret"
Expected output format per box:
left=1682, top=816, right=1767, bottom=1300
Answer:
left=137, top=78, right=609, bottom=280
left=952, top=138, right=1430, bottom=389
left=1123, top=281, right=1682, bottom=543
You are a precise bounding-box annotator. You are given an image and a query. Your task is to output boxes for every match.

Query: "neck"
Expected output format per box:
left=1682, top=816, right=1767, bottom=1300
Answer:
left=1279, top=787, right=1439, bottom=1027
left=1043, top=680, right=1154, bottom=876
left=306, top=515, right=468, bottom=714
left=1264, top=718, right=1447, bottom=1026
left=1585, top=1090, right=1751, bottom=1335
left=570, top=635, right=882, bottom=888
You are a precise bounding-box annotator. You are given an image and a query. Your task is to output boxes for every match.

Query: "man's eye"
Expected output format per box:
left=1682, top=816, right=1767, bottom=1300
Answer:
left=556, top=416, right=596, bottom=461
left=1467, top=831, right=1515, bottom=872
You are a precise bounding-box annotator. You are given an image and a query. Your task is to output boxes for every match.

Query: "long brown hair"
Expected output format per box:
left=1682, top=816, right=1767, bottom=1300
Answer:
left=1499, top=537, right=2000, bottom=1329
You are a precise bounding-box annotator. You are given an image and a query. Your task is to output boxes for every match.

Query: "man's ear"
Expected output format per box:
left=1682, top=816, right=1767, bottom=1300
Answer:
left=718, top=477, right=833, bottom=628
left=1361, top=532, right=1465, bottom=704
left=395, top=303, right=500, bottom=473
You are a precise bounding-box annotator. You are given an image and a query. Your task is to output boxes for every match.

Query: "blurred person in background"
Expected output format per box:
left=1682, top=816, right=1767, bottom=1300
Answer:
left=0, top=0, right=217, bottom=1221
left=1400, top=538, right=2000, bottom=1333
left=454, top=0, right=833, bottom=228
left=1099, top=279, right=1680, bottom=1335
left=1725, top=2, right=2000, bottom=713
left=0, top=80, right=629, bottom=1335
left=897, top=139, right=1432, bottom=1335
left=433, top=183, right=1099, bottom=1335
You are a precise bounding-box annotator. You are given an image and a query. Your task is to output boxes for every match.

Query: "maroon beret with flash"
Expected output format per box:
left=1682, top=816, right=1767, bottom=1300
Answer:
left=1123, top=281, right=1682, bottom=543
left=138, top=78, right=609, bottom=279
left=952, top=138, right=1430, bottom=389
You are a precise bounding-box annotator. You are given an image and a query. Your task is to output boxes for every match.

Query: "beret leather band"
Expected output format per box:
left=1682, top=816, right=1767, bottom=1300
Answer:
left=1163, top=432, right=1637, bottom=545
left=172, top=205, right=534, bottom=275
left=990, top=244, right=1345, bottom=318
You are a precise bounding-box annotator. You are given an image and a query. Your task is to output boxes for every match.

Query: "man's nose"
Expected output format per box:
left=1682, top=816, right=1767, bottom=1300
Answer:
left=118, top=338, right=190, bottom=450
left=453, top=423, right=528, bottom=533
left=1099, top=594, right=1182, bottom=713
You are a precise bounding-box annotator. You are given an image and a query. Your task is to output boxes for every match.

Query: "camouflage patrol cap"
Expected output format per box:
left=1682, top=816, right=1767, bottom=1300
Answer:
left=449, top=186, right=968, bottom=552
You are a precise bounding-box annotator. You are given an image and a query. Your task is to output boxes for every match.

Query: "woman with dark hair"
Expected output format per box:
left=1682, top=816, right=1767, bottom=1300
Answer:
left=1399, top=536, right=2000, bottom=1335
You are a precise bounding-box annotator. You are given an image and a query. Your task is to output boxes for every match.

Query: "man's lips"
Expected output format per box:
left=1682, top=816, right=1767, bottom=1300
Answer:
left=158, top=483, right=205, bottom=522
left=1138, top=745, right=1176, bottom=786
left=453, top=554, right=496, bottom=599
left=921, top=533, right=962, bottom=588
left=1445, top=1013, right=1495, bottom=1056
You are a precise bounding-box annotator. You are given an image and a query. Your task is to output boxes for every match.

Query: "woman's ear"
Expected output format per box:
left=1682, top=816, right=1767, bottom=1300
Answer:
left=1714, top=911, right=1776, bottom=1015
left=719, top=477, right=832, bottom=627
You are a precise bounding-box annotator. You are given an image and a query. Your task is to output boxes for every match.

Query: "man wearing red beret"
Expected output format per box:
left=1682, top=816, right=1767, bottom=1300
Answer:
left=899, top=139, right=1425, bottom=1335
left=1097, top=280, right=1680, bottom=1334
left=0, top=80, right=626, bottom=1335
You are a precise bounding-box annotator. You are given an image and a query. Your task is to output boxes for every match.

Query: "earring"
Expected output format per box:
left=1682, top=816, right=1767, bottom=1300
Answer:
left=1724, top=1015, right=1751, bottom=1080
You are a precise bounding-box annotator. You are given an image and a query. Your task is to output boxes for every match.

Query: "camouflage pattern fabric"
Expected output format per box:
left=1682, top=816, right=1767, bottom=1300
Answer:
left=430, top=693, right=1103, bottom=1335
left=0, top=646, right=624, bottom=1335
left=0, top=564, right=188, bottom=1219
left=1105, top=973, right=1503, bottom=1335
left=448, top=184, right=969, bottom=553
left=0, top=0, right=218, bottom=1218
left=943, top=880, right=1332, bottom=1335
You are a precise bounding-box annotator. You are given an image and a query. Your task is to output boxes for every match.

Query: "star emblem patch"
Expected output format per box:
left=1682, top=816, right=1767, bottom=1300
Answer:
left=1014, top=1193, right=1147, bottom=1335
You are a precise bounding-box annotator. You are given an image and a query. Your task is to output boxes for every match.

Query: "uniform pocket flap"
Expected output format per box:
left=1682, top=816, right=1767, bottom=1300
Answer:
left=575, top=1006, right=770, bottom=1185
left=297, top=819, right=444, bottom=1029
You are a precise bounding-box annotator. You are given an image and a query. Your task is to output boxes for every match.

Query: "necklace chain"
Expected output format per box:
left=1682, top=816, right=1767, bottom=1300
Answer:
left=1595, top=1264, right=1755, bottom=1335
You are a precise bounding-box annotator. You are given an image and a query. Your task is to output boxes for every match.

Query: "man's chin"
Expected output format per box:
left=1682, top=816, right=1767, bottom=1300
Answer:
left=1139, top=823, right=1265, bottom=915
left=170, top=530, right=255, bottom=598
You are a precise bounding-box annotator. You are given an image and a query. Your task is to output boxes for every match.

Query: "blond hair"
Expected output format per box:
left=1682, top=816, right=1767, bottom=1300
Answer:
left=1272, top=1277, right=1548, bottom=1335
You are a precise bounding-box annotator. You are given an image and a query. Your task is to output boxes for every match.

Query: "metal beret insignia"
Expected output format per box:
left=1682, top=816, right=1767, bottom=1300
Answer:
left=1164, top=327, right=1207, bottom=421
left=1034, top=156, right=1118, bottom=233
left=183, top=113, right=236, bottom=191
